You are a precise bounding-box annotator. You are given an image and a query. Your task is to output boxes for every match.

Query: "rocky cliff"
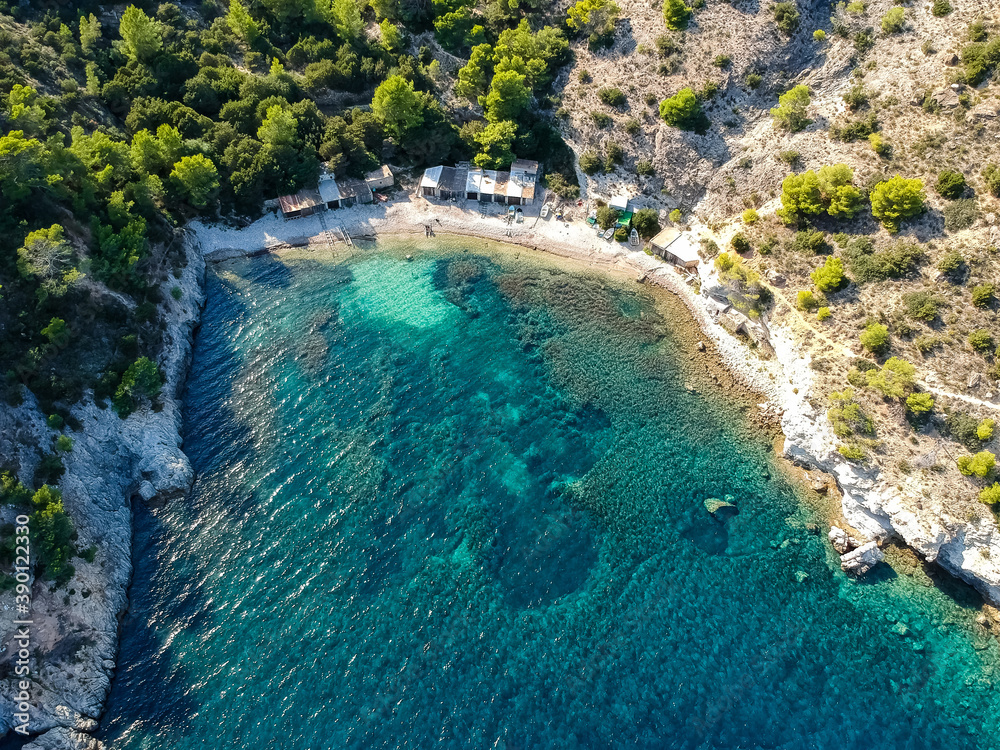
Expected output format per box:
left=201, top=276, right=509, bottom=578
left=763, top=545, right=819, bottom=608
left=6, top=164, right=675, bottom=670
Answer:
left=0, top=233, right=205, bottom=749
left=776, top=331, right=1000, bottom=606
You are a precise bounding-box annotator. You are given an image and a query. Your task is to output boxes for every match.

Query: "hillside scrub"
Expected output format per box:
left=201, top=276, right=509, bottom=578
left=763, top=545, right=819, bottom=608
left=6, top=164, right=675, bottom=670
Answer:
left=662, top=0, right=692, bottom=31
left=772, top=2, right=801, bottom=35
left=811, top=256, right=845, bottom=292
left=771, top=85, right=811, bottom=132
left=660, top=88, right=708, bottom=133
left=841, top=238, right=922, bottom=283
left=935, top=170, right=966, bottom=199
left=860, top=322, right=889, bottom=354
left=870, top=176, right=926, bottom=233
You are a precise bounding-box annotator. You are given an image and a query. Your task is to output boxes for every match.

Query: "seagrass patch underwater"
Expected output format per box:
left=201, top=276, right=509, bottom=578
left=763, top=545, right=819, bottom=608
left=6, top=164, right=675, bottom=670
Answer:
left=99, top=239, right=1000, bottom=749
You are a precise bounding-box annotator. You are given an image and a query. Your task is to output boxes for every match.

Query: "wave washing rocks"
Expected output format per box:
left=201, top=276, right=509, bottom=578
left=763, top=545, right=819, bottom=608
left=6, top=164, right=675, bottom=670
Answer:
left=0, top=232, right=205, bottom=750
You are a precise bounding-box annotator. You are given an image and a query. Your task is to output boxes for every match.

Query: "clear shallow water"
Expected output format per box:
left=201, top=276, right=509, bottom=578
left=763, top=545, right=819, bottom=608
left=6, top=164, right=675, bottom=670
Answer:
left=99, top=241, right=1000, bottom=749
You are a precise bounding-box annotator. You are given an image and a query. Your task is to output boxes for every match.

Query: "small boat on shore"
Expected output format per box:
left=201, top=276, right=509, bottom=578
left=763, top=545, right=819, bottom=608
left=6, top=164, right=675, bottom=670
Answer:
left=602, top=228, right=615, bottom=241
left=540, top=204, right=550, bottom=218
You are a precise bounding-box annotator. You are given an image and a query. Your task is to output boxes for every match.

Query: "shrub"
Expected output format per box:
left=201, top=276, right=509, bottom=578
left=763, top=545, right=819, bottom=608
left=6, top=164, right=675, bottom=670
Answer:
left=579, top=70, right=592, bottom=83
left=779, top=150, right=800, bottom=165
left=937, top=250, right=964, bottom=275
left=869, top=133, right=891, bottom=158
left=596, top=206, right=620, bottom=229
left=797, top=290, right=820, bottom=311
left=591, top=111, right=612, bottom=127
left=902, top=291, right=942, bottom=321
left=742, top=209, right=759, bottom=224
left=859, top=322, right=889, bottom=354
left=943, top=199, right=979, bottom=232
left=830, top=113, right=879, bottom=142
left=936, top=170, right=966, bottom=199
left=624, top=118, right=641, bottom=135
left=958, top=451, right=996, bottom=477
left=636, top=160, right=654, bottom=176
left=932, top=0, right=951, bottom=16
left=580, top=150, right=602, bottom=175
left=598, top=87, right=626, bottom=107
left=631, top=208, right=660, bottom=238
left=980, top=484, right=1000, bottom=505
left=881, top=7, right=904, bottom=34
left=984, top=163, right=1000, bottom=198
left=713, top=54, right=731, bottom=69
left=813, top=29, right=826, bottom=42
left=771, top=85, right=810, bottom=132
left=772, top=2, right=800, bottom=35
left=977, top=419, right=995, bottom=441
left=811, top=256, right=845, bottom=291
left=731, top=233, right=752, bottom=254
left=663, top=0, right=692, bottom=30
left=906, top=392, right=934, bottom=414
left=614, top=226, right=629, bottom=242
left=946, top=410, right=985, bottom=449
left=843, top=84, right=869, bottom=111
left=841, top=238, right=922, bottom=283
left=56, top=435, right=74, bottom=452
left=870, top=175, right=925, bottom=233
left=969, top=329, right=995, bottom=353
left=838, top=444, right=866, bottom=460
left=854, top=29, right=875, bottom=54
left=745, top=72, right=763, bottom=89
left=793, top=229, right=830, bottom=254
left=660, top=89, right=706, bottom=132
left=865, top=357, right=916, bottom=398
left=606, top=141, right=624, bottom=165
left=817, top=306, right=831, bottom=320
left=828, top=388, right=873, bottom=438
left=972, top=284, right=995, bottom=308
left=170, top=285, right=183, bottom=300
left=655, top=34, right=681, bottom=56
left=669, top=208, right=683, bottom=224
left=47, top=414, right=64, bottom=429
left=715, top=252, right=735, bottom=272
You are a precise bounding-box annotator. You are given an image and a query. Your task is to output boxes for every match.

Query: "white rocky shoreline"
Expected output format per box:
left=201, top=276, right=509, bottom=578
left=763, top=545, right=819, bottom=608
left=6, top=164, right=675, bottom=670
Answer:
left=2, top=190, right=999, bottom=748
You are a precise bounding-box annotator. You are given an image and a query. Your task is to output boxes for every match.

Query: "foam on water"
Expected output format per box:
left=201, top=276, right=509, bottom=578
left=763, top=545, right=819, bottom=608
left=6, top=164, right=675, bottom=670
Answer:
left=98, top=240, right=1000, bottom=749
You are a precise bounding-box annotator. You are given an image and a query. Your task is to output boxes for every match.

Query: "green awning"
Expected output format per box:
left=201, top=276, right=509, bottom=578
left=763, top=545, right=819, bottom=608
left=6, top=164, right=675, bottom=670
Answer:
left=616, top=210, right=634, bottom=227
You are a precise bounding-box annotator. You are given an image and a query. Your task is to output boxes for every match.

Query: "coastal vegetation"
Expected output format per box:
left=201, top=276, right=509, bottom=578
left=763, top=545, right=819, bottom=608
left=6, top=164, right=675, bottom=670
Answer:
left=0, top=0, right=589, bottom=587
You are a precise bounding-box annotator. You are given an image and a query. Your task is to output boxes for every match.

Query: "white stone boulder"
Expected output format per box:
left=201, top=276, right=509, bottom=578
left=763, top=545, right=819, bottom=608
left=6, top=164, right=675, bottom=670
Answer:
left=840, top=541, right=884, bottom=576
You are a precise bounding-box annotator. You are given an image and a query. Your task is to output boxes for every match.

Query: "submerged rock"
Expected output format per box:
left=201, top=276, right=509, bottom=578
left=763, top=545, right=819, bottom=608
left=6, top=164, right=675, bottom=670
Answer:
left=704, top=495, right=738, bottom=520
left=840, top=541, right=884, bottom=576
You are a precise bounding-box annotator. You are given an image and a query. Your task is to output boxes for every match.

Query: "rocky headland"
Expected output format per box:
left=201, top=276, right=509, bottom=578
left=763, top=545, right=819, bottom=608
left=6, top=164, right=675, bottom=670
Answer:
left=0, top=233, right=205, bottom=749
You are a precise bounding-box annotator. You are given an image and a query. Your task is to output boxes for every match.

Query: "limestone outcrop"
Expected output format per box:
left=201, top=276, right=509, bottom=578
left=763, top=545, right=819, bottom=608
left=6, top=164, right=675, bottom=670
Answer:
left=781, top=380, right=1000, bottom=605
left=840, top=541, right=884, bottom=577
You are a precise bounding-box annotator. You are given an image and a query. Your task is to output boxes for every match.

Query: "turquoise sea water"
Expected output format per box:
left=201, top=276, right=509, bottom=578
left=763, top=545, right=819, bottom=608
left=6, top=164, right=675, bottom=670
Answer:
left=99, top=241, right=1000, bottom=749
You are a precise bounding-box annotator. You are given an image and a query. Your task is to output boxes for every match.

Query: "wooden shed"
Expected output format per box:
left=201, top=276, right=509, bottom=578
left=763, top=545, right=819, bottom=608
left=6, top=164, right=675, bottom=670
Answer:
left=649, top=228, right=700, bottom=269
left=278, top=189, right=324, bottom=219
